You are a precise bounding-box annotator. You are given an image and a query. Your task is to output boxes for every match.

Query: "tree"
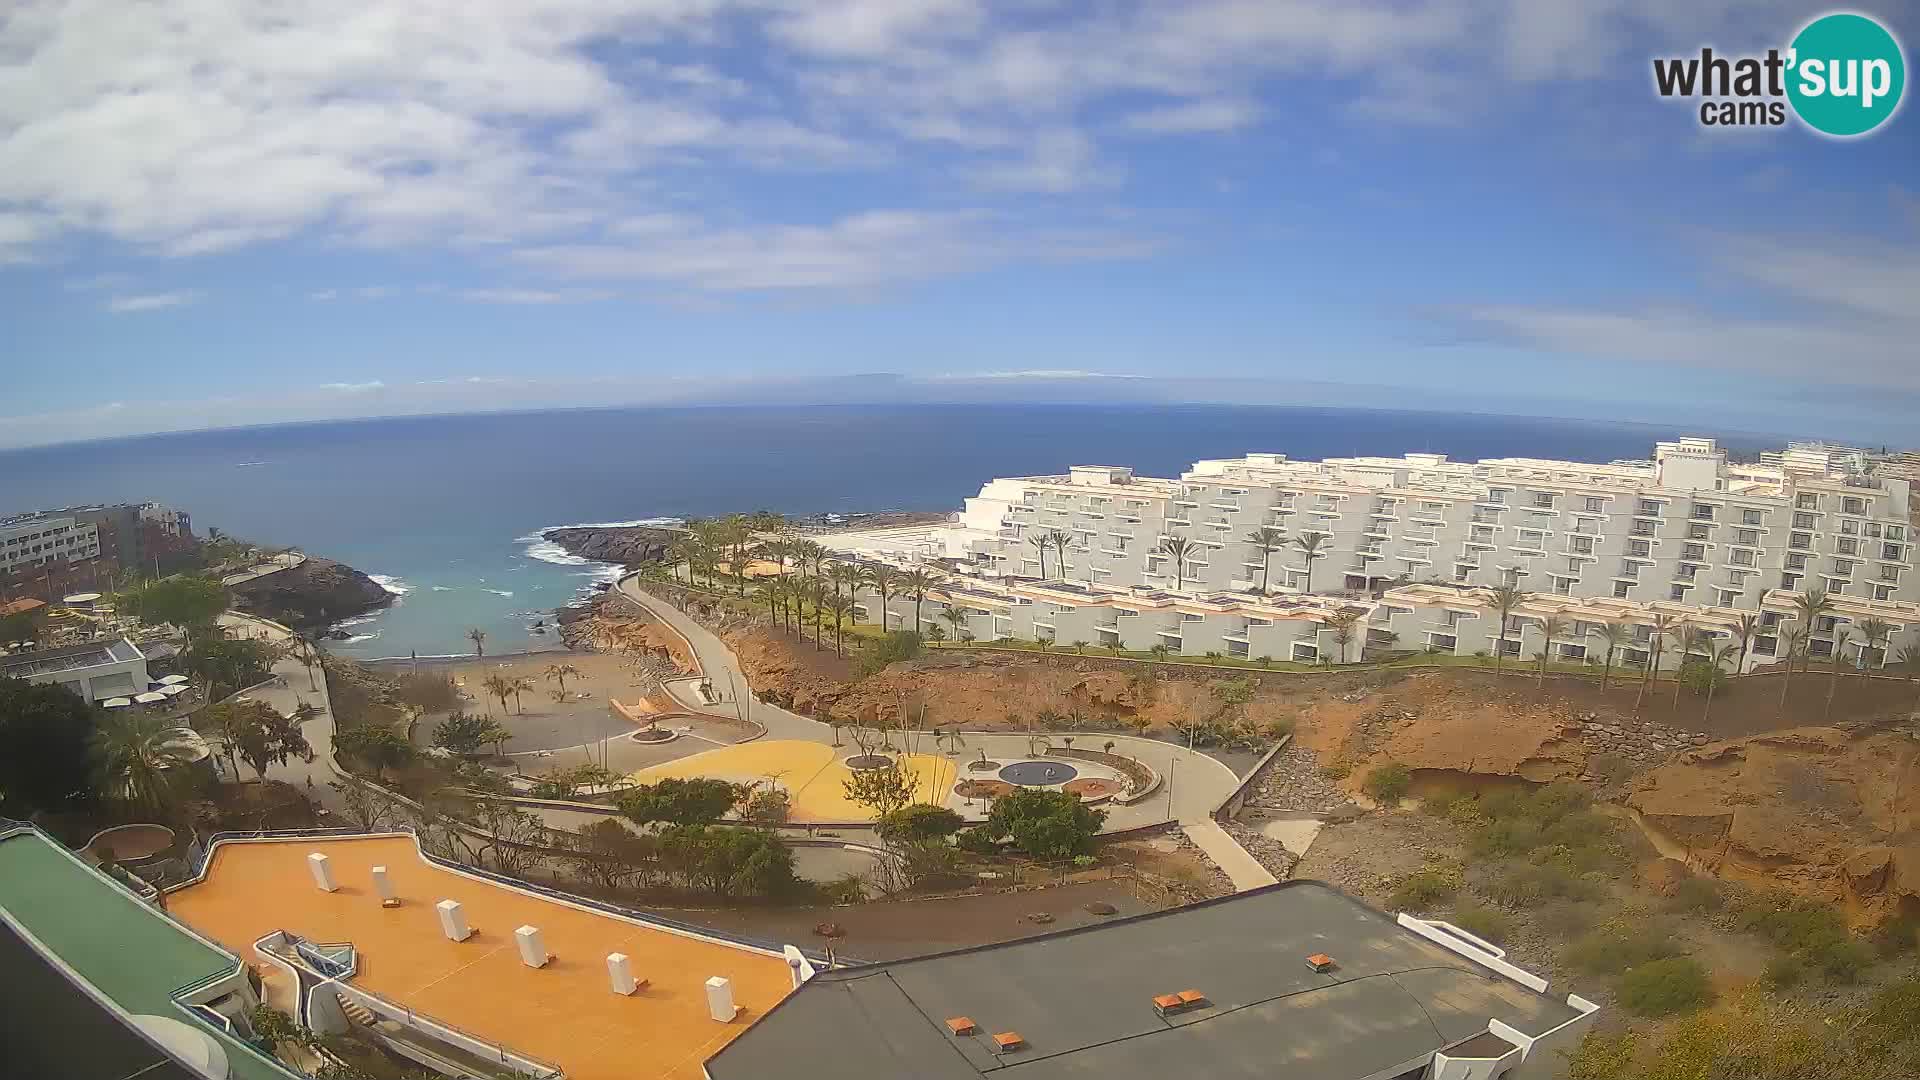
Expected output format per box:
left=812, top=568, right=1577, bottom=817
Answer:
left=1701, top=641, right=1739, bottom=724
left=1826, top=628, right=1854, bottom=721
left=180, top=633, right=282, bottom=697
left=332, top=724, right=414, bottom=780
left=843, top=760, right=916, bottom=817
left=1026, top=532, right=1050, bottom=578
left=826, top=593, right=854, bottom=656
left=329, top=780, right=402, bottom=831
left=92, top=711, right=199, bottom=814
left=976, top=788, right=1105, bottom=858
left=618, top=777, right=742, bottom=826
left=1156, top=535, right=1197, bottom=591
left=877, top=804, right=963, bottom=844
left=1790, top=588, right=1834, bottom=678
left=1779, top=625, right=1811, bottom=710
left=204, top=699, right=312, bottom=782
left=657, top=824, right=797, bottom=899
left=507, top=675, right=536, bottom=714
left=1291, top=530, right=1330, bottom=593
left=940, top=605, right=970, bottom=645
left=1591, top=621, right=1630, bottom=691
left=1244, top=526, right=1286, bottom=593
left=431, top=711, right=510, bottom=756
left=1858, top=617, right=1894, bottom=670
left=544, top=662, right=581, bottom=698
left=1732, top=612, right=1761, bottom=678
left=740, top=783, right=792, bottom=827
left=481, top=672, right=514, bottom=716
left=1533, top=616, right=1568, bottom=686
left=1671, top=623, right=1706, bottom=708
left=568, top=818, right=655, bottom=892
left=1487, top=584, right=1529, bottom=672
left=1048, top=529, right=1077, bottom=579
left=466, top=627, right=487, bottom=659
left=0, top=676, right=99, bottom=815
left=1637, top=612, right=1676, bottom=712
left=868, top=564, right=899, bottom=631
left=124, top=575, right=227, bottom=640
left=902, top=568, right=937, bottom=636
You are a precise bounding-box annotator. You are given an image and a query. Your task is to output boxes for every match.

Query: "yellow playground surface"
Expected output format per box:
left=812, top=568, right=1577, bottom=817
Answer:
left=629, top=740, right=957, bottom=822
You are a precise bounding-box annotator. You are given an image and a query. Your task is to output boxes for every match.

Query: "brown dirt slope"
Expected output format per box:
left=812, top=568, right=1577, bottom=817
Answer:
left=1628, top=722, right=1920, bottom=918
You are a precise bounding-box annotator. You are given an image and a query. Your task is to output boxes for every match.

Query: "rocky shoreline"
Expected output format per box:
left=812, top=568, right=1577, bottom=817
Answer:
left=230, top=556, right=393, bottom=632
left=539, top=509, right=949, bottom=570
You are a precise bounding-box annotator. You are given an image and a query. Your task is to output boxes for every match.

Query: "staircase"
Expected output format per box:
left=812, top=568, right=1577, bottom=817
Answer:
left=336, top=995, right=377, bottom=1028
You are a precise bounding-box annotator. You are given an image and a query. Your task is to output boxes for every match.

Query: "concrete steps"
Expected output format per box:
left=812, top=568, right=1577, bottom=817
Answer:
left=336, top=995, right=376, bottom=1028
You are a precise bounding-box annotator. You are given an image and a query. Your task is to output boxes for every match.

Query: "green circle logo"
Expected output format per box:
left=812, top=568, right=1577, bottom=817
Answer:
left=1787, top=13, right=1906, bottom=136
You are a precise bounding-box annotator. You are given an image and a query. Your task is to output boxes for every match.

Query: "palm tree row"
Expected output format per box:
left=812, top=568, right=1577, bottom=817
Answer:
left=1023, top=528, right=1081, bottom=581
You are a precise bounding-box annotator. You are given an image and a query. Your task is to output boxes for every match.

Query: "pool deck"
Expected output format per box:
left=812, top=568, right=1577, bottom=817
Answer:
left=167, top=835, right=796, bottom=1080
left=628, top=739, right=958, bottom=822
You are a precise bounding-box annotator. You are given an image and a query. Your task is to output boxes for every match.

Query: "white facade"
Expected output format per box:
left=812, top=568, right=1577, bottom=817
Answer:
left=0, top=513, right=101, bottom=574
left=0, top=637, right=151, bottom=700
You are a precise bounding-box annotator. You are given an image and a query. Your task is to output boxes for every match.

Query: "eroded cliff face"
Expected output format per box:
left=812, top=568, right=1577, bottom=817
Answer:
left=1628, top=726, right=1920, bottom=916
left=541, top=526, right=682, bottom=567
left=230, top=557, right=392, bottom=629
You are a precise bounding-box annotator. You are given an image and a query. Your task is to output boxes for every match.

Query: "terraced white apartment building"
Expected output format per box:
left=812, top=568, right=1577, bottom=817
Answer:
left=842, top=436, right=1919, bottom=671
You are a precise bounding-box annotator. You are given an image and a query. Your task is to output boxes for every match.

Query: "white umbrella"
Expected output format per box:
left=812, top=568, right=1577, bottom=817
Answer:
left=157, top=674, right=190, bottom=685
left=134, top=692, right=167, bottom=704
left=102, top=697, right=133, bottom=708
left=158, top=684, right=190, bottom=697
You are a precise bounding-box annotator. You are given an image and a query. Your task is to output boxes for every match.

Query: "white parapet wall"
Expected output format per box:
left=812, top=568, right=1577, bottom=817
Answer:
left=307, top=853, right=336, bottom=893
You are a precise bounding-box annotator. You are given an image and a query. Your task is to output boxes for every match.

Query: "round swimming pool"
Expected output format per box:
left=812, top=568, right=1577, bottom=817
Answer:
left=998, top=760, right=1079, bottom=786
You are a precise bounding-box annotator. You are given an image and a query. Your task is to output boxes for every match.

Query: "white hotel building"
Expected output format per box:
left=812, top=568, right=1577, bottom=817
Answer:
left=841, top=437, right=1919, bottom=671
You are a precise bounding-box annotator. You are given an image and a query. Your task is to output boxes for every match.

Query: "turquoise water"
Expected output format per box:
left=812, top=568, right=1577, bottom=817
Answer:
left=0, top=404, right=1767, bottom=658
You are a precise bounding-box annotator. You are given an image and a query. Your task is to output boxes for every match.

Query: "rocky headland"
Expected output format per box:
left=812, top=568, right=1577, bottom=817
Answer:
left=541, top=525, right=683, bottom=568
left=229, top=556, right=393, bottom=631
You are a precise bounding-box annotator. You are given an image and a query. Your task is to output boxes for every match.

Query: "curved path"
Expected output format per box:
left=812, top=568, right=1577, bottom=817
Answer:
left=612, top=575, right=1242, bottom=828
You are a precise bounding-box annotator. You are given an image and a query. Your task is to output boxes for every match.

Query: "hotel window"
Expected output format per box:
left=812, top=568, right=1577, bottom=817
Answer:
left=1486, top=489, right=1508, bottom=504
left=1729, top=550, right=1754, bottom=567
left=1890, top=525, right=1907, bottom=542
left=1533, top=492, right=1556, bottom=508
left=1619, top=561, right=1640, bottom=578
left=1670, top=584, right=1691, bottom=601
left=1585, top=496, right=1606, bottom=512
left=1833, top=559, right=1856, bottom=576
left=1742, top=508, right=1764, bottom=525
left=1613, top=581, right=1632, bottom=598
left=1797, top=493, right=1819, bottom=509
left=1718, top=589, right=1739, bottom=606
left=1782, top=572, right=1802, bottom=589
left=1688, top=523, right=1711, bottom=540
left=1762, top=612, right=1781, bottom=627
left=1629, top=539, right=1652, bottom=558
left=1790, top=531, right=1813, bottom=550
left=1734, top=528, right=1759, bottom=546
left=1454, top=565, right=1471, bottom=582
left=1691, top=503, right=1717, bottom=521
left=1793, top=512, right=1817, bottom=529
left=1678, top=563, right=1699, bottom=580
left=1843, top=497, right=1866, bottom=515
left=1638, top=499, right=1662, bottom=516
left=1570, top=536, right=1594, bottom=554
left=1818, top=615, right=1839, bottom=633
left=1841, top=519, right=1860, bottom=536
left=1566, top=557, right=1583, bottom=572
left=1875, top=585, right=1896, bottom=600
left=1824, top=576, right=1848, bottom=593
left=1682, top=542, right=1706, bottom=560
left=1883, top=565, right=1903, bottom=582
left=1839, top=538, right=1859, bottom=555
left=1885, top=543, right=1905, bottom=561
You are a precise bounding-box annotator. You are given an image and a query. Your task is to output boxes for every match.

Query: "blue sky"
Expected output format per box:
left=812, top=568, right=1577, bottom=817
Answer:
left=3, top=0, right=1917, bottom=448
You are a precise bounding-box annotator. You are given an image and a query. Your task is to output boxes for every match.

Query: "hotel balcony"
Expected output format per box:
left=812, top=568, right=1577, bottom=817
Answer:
left=1222, top=631, right=1250, bottom=644
left=1211, top=501, right=1242, bottom=512
left=1166, top=518, right=1192, bottom=527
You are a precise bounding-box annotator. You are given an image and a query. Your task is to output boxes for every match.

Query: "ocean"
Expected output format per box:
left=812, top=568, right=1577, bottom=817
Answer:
left=0, top=404, right=1774, bottom=658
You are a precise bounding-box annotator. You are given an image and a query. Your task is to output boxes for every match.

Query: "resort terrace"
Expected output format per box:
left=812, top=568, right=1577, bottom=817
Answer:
left=166, top=834, right=798, bottom=1080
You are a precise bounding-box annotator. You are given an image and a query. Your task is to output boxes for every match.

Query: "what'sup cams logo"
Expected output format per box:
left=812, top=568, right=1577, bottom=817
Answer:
left=1653, top=11, right=1906, bottom=136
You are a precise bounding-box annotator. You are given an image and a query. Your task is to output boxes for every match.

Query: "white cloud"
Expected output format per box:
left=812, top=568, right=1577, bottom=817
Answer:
left=107, top=291, right=200, bottom=312
left=320, top=380, right=386, bottom=392
left=450, top=288, right=616, bottom=304
left=514, top=209, right=1154, bottom=290
left=1121, top=99, right=1259, bottom=134
left=968, top=131, right=1115, bottom=193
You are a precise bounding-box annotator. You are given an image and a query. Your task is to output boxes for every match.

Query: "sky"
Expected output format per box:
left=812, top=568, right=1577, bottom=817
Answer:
left=3, top=0, right=1918, bottom=449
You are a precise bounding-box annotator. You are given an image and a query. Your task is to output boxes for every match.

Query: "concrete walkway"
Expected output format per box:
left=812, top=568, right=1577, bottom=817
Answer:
left=214, top=611, right=344, bottom=808
left=1182, top=821, right=1279, bottom=892
left=218, top=551, right=306, bottom=588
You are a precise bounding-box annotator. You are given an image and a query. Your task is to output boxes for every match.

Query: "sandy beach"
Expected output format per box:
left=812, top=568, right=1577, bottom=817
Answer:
left=375, top=649, right=673, bottom=754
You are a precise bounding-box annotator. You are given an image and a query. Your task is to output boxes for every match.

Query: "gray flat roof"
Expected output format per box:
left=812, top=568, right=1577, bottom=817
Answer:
left=706, top=881, right=1578, bottom=1080
left=0, top=636, right=143, bottom=678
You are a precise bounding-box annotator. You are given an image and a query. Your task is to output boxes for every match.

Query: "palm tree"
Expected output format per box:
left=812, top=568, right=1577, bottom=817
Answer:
left=1701, top=641, right=1739, bottom=724
left=761, top=576, right=785, bottom=628
left=1487, top=584, right=1529, bottom=672
left=1672, top=623, right=1706, bottom=709
left=1636, top=612, right=1676, bottom=712
left=1790, top=588, right=1834, bottom=676
left=868, top=564, right=899, bottom=632
left=1731, top=613, right=1761, bottom=679
left=1590, top=621, right=1630, bottom=691
left=1292, top=530, right=1330, bottom=593
left=1895, top=646, right=1920, bottom=708
left=724, top=514, right=754, bottom=596
left=941, top=605, right=970, bottom=645
left=1778, top=625, right=1810, bottom=710
left=481, top=672, right=515, bottom=717
left=902, top=568, right=936, bottom=636
left=544, top=662, right=580, bottom=699
left=1157, top=536, right=1197, bottom=591
left=1825, top=629, right=1854, bottom=721
left=1244, top=526, right=1285, bottom=593
left=466, top=627, right=487, bottom=659
left=1326, top=609, right=1362, bottom=665
left=1535, top=616, right=1569, bottom=687
left=1857, top=617, right=1894, bottom=670
left=805, top=580, right=829, bottom=649
left=92, top=712, right=198, bottom=815
left=1048, top=529, right=1077, bottom=579
left=1026, top=533, right=1050, bottom=578
left=294, top=632, right=320, bottom=691
left=826, top=593, right=854, bottom=656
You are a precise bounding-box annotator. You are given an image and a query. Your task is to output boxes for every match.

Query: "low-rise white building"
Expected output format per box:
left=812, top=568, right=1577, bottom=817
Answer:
left=0, top=636, right=151, bottom=701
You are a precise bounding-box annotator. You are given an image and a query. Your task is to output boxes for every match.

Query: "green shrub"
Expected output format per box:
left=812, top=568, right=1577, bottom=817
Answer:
left=1486, top=862, right=1599, bottom=908
left=1537, top=901, right=1600, bottom=938
left=1362, top=763, right=1411, bottom=805
left=1473, top=817, right=1546, bottom=858
left=1676, top=660, right=1727, bottom=696
left=1450, top=902, right=1515, bottom=945
left=1763, top=954, right=1807, bottom=988
left=1566, top=926, right=1680, bottom=976
left=1807, top=936, right=1875, bottom=984
left=1873, top=914, right=1920, bottom=957
left=1421, top=789, right=1464, bottom=818
left=1319, top=761, right=1353, bottom=781
left=1388, top=868, right=1460, bottom=912
left=1665, top=876, right=1724, bottom=914
left=1616, top=956, right=1715, bottom=1017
